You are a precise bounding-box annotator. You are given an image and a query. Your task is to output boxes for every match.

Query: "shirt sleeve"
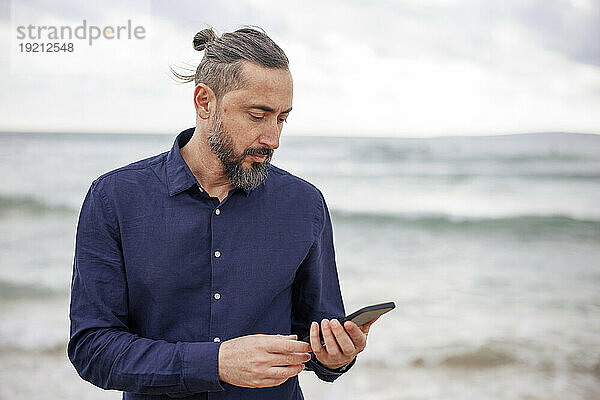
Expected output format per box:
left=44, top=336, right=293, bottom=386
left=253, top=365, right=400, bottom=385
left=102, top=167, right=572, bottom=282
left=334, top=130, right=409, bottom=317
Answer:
left=290, top=190, right=357, bottom=382
left=67, top=180, right=225, bottom=396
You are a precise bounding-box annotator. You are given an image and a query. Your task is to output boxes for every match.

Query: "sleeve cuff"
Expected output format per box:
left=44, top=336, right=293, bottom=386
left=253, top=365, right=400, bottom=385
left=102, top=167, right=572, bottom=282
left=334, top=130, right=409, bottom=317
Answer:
left=181, top=341, right=226, bottom=393
left=315, top=354, right=357, bottom=373
left=305, top=352, right=357, bottom=382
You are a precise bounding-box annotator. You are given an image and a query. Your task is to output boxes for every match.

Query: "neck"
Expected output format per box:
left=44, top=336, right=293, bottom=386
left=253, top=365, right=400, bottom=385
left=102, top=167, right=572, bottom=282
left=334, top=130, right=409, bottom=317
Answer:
left=180, top=127, right=233, bottom=202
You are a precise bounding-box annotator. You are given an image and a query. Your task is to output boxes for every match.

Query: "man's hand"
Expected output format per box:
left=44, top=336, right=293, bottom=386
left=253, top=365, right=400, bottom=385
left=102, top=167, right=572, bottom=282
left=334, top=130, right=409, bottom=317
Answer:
left=218, top=334, right=312, bottom=388
left=309, top=316, right=380, bottom=370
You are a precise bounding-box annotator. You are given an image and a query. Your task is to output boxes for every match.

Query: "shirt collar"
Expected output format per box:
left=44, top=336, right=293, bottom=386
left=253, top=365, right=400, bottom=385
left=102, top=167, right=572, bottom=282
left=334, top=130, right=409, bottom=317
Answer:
left=166, top=127, right=251, bottom=197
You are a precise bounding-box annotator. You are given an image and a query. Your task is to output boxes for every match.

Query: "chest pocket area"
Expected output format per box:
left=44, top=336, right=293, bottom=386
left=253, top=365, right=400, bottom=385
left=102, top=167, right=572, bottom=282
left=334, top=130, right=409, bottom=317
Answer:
left=120, top=210, right=212, bottom=298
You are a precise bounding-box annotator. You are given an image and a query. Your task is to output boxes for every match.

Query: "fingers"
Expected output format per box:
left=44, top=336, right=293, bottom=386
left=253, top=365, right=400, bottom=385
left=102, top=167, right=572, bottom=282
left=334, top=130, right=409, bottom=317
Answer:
left=221, top=334, right=311, bottom=389
left=329, top=318, right=356, bottom=355
left=310, top=318, right=367, bottom=355
left=309, top=321, right=324, bottom=357
left=266, top=364, right=305, bottom=383
left=265, top=334, right=311, bottom=367
left=344, top=321, right=367, bottom=350
left=267, top=335, right=311, bottom=354
left=321, top=319, right=341, bottom=354
left=271, top=351, right=311, bottom=366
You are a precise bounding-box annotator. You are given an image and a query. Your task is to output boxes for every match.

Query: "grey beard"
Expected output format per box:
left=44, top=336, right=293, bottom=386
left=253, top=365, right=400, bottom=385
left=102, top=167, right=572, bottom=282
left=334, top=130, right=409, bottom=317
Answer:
left=207, top=113, right=273, bottom=191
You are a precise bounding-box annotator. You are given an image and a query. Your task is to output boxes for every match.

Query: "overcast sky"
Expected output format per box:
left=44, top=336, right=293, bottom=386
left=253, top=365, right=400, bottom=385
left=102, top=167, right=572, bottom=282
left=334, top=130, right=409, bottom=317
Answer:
left=0, top=0, right=599, bottom=137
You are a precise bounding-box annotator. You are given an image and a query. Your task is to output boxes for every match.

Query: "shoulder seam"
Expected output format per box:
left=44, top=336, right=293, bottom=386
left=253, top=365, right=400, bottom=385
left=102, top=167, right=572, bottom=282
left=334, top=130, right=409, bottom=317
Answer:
left=95, top=152, right=167, bottom=183
left=268, top=164, right=326, bottom=241
left=91, top=180, right=121, bottom=239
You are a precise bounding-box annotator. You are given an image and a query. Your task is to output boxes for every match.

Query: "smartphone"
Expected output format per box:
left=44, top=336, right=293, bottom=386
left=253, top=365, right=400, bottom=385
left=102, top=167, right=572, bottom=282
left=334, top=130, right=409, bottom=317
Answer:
left=300, top=301, right=395, bottom=344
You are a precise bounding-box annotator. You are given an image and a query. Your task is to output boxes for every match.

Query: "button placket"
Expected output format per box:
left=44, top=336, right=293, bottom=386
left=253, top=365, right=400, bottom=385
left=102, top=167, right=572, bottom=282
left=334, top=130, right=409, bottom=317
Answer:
left=210, top=199, right=228, bottom=355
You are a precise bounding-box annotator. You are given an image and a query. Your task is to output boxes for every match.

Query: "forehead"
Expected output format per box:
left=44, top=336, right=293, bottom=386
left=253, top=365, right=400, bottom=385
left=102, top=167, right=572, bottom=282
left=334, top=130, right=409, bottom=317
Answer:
left=221, top=61, right=293, bottom=111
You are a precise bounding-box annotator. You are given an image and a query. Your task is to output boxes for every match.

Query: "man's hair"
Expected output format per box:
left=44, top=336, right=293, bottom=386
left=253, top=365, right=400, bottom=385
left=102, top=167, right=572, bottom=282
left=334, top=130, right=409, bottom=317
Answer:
left=171, top=27, right=289, bottom=101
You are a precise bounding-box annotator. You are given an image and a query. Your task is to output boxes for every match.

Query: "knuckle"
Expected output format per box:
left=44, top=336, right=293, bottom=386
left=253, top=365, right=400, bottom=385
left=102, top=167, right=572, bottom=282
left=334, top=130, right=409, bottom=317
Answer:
left=255, top=355, right=267, bottom=365
left=275, top=369, right=287, bottom=379
left=343, top=347, right=355, bottom=356
left=257, top=341, right=268, bottom=352
left=250, top=377, right=261, bottom=387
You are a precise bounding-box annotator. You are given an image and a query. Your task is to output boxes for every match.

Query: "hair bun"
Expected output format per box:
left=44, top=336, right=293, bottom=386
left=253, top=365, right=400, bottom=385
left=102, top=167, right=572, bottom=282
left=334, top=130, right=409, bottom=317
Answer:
left=193, top=29, right=217, bottom=51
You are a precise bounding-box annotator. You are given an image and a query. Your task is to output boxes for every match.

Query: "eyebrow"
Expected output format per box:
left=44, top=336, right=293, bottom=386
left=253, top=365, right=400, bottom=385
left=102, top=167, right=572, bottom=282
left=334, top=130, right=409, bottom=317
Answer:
left=249, top=105, right=292, bottom=114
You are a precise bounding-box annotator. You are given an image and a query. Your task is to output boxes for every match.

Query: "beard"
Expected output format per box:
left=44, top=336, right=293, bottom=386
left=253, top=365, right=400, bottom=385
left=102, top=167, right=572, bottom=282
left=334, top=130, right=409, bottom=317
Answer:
left=207, top=111, right=274, bottom=191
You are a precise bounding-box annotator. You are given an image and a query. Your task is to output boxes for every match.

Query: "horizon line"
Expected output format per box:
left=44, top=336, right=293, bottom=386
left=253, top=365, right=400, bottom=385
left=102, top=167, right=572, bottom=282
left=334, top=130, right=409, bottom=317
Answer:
left=1, top=129, right=599, bottom=140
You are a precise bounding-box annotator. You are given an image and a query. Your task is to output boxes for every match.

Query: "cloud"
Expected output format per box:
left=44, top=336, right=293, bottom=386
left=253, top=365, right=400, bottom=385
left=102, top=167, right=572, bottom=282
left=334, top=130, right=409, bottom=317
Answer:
left=0, top=0, right=599, bottom=136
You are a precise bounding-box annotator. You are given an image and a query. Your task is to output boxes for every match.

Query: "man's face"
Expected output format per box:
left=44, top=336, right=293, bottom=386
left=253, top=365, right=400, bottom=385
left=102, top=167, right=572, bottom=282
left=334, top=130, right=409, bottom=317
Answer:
left=207, top=62, right=293, bottom=190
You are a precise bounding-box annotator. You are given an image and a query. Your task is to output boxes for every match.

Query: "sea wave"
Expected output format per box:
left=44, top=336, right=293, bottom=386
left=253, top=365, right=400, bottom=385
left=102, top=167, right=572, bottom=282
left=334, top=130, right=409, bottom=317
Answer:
left=360, top=149, right=600, bottom=164
left=314, top=169, right=600, bottom=182
left=392, top=171, right=600, bottom=182
left=330, top=209, right=600, bottom=236
left=0, top=193, right=75, bottom=215
left=0, top=280, right=63, bottom=299
left=0, top=340, right=66, bottom=356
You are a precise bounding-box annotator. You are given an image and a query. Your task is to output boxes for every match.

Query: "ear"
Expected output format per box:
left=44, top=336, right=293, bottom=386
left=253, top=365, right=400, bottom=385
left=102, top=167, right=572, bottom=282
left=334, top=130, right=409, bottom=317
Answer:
left=194, top=83, right=215, bottom=120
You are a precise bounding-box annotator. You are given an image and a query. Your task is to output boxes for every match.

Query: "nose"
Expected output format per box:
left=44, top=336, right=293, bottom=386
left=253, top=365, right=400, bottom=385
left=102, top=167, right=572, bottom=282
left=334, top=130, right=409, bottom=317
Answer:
left=258, top=121, right=281, bottom=150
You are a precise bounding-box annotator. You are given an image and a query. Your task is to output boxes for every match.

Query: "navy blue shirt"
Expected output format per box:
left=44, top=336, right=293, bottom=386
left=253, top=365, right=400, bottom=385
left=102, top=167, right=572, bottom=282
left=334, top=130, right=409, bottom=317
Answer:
left=68, top=128, right=356, bottom=400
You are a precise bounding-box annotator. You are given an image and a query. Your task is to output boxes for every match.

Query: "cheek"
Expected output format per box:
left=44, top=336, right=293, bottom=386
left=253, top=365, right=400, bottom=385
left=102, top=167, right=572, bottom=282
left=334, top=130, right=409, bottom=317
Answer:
left=231, top=122, right=262, bottom=146
left=220, top=110, right=262, bottom=149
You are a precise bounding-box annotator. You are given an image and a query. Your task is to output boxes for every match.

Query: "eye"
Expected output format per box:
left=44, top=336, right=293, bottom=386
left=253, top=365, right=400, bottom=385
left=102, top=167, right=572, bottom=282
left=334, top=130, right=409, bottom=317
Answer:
left=249, top=114, right=264, bottom=121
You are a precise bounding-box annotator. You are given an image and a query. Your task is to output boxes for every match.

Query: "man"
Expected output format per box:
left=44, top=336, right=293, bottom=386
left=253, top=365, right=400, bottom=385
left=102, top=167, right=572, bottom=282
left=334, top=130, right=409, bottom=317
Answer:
left=68, top=27, right=378, bottom=400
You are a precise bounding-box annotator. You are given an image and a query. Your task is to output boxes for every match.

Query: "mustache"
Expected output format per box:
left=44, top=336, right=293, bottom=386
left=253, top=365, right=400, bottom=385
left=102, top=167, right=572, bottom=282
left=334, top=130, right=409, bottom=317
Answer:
left=243, top=147, right=274, bottom=158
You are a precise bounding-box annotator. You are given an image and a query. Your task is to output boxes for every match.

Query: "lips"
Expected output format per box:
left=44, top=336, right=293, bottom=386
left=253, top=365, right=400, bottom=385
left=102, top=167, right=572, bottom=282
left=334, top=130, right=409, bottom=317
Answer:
left=249, top=154, right=267, bottom=162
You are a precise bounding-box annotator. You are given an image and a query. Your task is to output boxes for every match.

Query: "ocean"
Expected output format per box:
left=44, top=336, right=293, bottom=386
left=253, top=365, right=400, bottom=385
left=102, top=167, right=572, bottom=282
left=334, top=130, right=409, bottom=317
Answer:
left=0, top=131, right=599, bottom=399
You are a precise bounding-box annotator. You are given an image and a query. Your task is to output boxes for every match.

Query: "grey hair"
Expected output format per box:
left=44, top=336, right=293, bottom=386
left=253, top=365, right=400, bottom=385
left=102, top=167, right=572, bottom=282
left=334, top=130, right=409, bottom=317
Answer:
left=170, top=27, right=289, bottom=101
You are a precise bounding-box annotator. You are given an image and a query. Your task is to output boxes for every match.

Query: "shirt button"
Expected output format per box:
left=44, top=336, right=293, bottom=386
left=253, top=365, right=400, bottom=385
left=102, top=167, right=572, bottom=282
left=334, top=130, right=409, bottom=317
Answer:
left=214, top=293, right=221, bottom=300
left=213, top=337, right=221, bottom=342
left=215, top=208, right=220, bottom=215
left=197, top=186, right=203, bottom=192
left=214, top=251, right=221, bottom=258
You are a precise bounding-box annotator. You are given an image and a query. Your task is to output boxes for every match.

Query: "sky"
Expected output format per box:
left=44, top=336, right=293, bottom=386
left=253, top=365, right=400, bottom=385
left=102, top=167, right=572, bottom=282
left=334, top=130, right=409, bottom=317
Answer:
left=0, top=0, right=599, bottom=137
